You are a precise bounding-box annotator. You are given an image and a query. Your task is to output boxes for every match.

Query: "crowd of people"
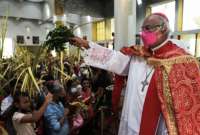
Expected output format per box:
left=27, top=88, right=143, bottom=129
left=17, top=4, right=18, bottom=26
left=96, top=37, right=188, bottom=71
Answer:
left=0, top=58, right=119, bottom=135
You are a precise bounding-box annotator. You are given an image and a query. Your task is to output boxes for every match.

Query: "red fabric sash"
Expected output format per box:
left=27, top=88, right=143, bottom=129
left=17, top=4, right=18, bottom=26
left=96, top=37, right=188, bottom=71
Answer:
left=112, top=75, right=125, bottom=113
left=139, top=70, right=161, bottom=135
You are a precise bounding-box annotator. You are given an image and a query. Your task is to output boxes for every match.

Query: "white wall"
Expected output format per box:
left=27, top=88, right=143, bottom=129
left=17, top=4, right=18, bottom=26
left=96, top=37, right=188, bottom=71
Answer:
left=79, top=16, right=93, bottom=40
left=0, top=0, right=43, bottom=20
left=0, top=0, right=102, bottom=45
left=0, top=0, right=81, bottom=26
left=43, top=2, right=53, bottom=20
left=128, top=0, right=136, bottom=45
left=1, top=18, right=54, bottom=44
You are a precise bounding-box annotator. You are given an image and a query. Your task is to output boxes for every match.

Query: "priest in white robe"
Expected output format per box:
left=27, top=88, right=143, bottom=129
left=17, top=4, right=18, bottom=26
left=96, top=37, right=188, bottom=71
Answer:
left=70, top=13, right=200, bottom=135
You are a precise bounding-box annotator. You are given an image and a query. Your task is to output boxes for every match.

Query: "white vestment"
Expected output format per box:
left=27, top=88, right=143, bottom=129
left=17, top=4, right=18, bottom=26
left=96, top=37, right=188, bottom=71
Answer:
left=83, top=40, right=186, bottom=135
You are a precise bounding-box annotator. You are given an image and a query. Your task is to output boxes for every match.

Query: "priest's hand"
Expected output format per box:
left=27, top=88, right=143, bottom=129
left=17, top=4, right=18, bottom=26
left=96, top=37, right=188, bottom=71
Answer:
left=69, top=37, right=90, bottom=49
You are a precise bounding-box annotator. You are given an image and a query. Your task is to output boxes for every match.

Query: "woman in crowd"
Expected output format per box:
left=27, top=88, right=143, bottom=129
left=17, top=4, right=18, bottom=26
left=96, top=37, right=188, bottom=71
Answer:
left=44, top=80, right=70, bottom=135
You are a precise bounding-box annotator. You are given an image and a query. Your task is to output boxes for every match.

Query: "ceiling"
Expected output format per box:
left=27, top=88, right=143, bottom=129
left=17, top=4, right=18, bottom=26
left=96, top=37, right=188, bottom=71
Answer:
left=64, top=0, right=114, bottom=17
left=16, top=0, right=114, bottom=17
left=27, top=0, right=44, bottom=2
left=16, top=0, right=45, bottom=2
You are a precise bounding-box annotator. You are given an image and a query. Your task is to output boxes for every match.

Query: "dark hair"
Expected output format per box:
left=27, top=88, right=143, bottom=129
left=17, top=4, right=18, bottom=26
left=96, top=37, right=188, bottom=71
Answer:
left=1, top=91, right=29, bottom=120
left=45, top=81, right=63, bottom=94
left=13, top=91, right=29, bottom=103
left=42, top=74, right=54, bottom=82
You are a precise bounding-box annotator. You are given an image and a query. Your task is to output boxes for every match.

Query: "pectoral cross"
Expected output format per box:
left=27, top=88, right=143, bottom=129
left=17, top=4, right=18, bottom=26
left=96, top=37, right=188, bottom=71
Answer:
left=141, top=68, right=153, bottom=92
left=141, top=79, right=149, bottom=92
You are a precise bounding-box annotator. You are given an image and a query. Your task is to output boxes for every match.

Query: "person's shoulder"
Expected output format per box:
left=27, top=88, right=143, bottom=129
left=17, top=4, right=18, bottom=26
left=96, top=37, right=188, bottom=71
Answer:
left=58, top=102, right=64, bottom=108
left=45, top=102, right=56, bottom=110
left=13, top=112, right=24, bottom=116
left=12, top=112, right=25, bottom=121
left=44, top=102, right=58, bottom=115
left=1, top=96, right=9, bottom=103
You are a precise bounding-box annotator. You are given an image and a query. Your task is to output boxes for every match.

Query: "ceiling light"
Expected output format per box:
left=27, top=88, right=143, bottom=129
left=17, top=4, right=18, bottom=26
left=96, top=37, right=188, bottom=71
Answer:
left=137, top=0, right=142, bottom=5
left=26, top=26, right=31, bottom=33
left=87, top=16, right=91, bottom=22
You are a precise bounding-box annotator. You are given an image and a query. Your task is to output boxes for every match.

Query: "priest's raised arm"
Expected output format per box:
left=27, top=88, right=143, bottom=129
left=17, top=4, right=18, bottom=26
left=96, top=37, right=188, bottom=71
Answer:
left=70, top=37, right=131, bottom=75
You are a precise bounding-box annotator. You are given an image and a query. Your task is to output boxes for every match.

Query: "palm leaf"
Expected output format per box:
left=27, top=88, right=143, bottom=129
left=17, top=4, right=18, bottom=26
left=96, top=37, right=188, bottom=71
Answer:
left=54, top=67, right=71, bottom=81
left=14, top=68, right=27, bottom=92
left=14, top=63, right=25, bottom=71
left=3, top=63, right=10, bottom=77
left=21, top=73, right=29, bottom=92
left=28, top=67, right=40, bottom=92
left=1, top=77, right=15, bottom=89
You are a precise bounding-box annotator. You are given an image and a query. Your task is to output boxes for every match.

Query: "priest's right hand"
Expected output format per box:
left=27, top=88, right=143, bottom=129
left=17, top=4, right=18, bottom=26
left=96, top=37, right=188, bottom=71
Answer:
left=69, top=37, right=90, bottom=49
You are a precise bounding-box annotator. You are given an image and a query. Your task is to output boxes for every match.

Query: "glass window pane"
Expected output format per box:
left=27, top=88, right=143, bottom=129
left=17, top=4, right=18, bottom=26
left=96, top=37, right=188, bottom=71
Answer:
left=180, top=34, right=196, bottom=56
left=97, top=21, right=105, bottom=41
left=183, top=0, right=200, bottom=31
left=151, top=1, right=176, bottom=31
left=111, top=18, right=115, bottom=34
left=2, top=38, right=14, bottom=58
left=196, top=33, right=200, bottom=57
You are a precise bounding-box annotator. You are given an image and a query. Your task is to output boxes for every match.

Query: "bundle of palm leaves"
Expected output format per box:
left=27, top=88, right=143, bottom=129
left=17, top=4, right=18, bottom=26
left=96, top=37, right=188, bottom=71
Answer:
left=0, top=14, right=74, bottom=96
left=44, top=26, right=74, bottom=52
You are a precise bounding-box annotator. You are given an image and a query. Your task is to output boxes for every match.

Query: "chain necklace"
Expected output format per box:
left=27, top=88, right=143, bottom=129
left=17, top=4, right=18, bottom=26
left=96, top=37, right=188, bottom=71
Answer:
left=141, top=68, right=153, bottom=92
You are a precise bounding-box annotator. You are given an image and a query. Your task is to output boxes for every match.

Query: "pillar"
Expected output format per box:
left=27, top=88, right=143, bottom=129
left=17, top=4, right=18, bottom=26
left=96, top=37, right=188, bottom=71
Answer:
left=114, top=0, right=137, bottom=50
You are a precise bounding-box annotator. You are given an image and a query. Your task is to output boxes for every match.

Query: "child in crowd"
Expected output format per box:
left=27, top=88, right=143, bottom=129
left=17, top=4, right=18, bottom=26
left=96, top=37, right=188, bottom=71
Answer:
left=81, top=78, right=94, bottom=119
left=12, top=91, right=52, bottom=135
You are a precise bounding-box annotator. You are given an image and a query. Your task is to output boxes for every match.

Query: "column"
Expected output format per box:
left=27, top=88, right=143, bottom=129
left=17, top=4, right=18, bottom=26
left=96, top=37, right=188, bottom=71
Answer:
left=114, top=0, right=128, bottom=50
left=114, top=0, right=137, bottom=50
left=80, top=16, right=93, bottom=40
left=54, top=0, right=65, bottom=27
left=128, top=0, right=136, bottom=45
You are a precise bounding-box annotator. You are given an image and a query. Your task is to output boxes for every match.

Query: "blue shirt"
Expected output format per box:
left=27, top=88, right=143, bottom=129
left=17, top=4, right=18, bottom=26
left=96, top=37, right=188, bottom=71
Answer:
left=44, top=102, right=69, bottom=135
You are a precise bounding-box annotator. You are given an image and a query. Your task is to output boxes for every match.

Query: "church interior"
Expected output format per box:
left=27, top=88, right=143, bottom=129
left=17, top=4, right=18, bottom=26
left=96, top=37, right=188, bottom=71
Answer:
left=0, top=0, right=200, bottom=135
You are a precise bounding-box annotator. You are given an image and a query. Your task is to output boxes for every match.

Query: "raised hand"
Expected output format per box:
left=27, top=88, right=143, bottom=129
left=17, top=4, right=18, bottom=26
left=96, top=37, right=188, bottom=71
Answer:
left=69, top=37, right=89, bottom=49
left=45, top=92, right=53, bottom=103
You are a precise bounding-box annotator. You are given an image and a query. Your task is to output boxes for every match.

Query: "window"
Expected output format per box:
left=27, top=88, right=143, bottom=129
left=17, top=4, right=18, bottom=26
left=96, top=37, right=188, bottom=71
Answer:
left=180, top=34, right=196, bottom=56
left=96, top=21, right=105, bottom=41
left=111, top=18, right=115, bottom=37
left=2, top=38, right=14, bottom=58
left=183, top=0, right=200, bottom=31
left=196, top=33, right=200, bottom=57
left=151, top=1, right=176, bottom=31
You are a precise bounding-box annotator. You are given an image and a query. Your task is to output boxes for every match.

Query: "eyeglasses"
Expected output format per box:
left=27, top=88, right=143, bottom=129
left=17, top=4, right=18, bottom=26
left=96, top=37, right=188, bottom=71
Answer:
left=141, top=23, right=164, bottom=32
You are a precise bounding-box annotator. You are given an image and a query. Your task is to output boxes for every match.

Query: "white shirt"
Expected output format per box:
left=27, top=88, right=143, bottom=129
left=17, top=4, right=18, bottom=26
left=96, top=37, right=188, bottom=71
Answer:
left=1, top=95, right=13, bottom=115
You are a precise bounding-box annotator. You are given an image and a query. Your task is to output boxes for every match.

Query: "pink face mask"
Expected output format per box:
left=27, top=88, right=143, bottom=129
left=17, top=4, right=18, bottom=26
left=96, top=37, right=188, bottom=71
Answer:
left=141, top=31, right=157, bottom=48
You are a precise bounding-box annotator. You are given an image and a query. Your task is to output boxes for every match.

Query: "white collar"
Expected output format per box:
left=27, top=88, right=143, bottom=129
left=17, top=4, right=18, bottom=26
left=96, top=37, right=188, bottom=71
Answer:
left=151, top=39, right=169, bottom=52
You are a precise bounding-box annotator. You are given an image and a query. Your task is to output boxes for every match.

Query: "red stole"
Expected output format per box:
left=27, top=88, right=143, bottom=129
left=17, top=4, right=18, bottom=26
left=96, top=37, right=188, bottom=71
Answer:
left=112, top=41, right=200, bottom=135
left=140, top=41, right=188, bottom=135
